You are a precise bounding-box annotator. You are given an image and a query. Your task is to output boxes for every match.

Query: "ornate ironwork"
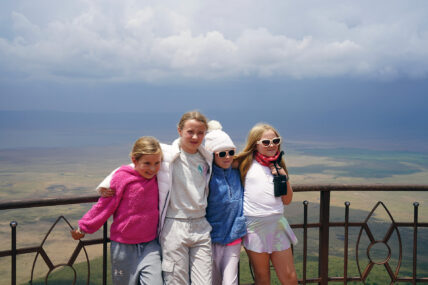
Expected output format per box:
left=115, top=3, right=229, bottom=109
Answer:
left=356, top=201, right=402, bottom=284
left=30, top=216, right=90, bottom=285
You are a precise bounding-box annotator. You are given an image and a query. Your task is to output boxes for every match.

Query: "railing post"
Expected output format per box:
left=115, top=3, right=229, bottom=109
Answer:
left=10, top=221, right=17, bottom=285
left=103, top=222, right=108, bottom=285
left=344, top=202, right=350, bottom=285
left=318, top=190, right=330, bottom=285
left=413, top=202, right=419, bottom=285
left=303, top=200, right=308, bottom=285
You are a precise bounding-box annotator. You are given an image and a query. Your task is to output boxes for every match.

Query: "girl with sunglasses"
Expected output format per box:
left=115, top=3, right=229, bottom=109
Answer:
left=235, top=123, right=298, bottom=285
left=204, top=120, right=247, bottom=285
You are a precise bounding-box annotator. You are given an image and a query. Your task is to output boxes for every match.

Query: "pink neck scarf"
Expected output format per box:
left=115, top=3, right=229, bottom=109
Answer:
left=254, top=151, right=280, bottom=166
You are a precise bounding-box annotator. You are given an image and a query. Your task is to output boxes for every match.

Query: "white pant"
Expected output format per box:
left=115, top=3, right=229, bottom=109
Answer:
left=160, top=217, right=212, bottom=285
left=212, top=243, right=241, bottom=285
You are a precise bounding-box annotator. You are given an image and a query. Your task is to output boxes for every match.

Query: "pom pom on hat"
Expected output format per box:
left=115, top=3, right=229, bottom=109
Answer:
left=208, top=120, right=222, bottom=131
left=205, top=120, right=236, bottom=153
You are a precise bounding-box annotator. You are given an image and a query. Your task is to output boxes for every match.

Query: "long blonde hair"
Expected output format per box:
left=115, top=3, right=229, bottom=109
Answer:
left=235, top=123, right=288, bottom=185
left=130, top=136, right=162, bottom=161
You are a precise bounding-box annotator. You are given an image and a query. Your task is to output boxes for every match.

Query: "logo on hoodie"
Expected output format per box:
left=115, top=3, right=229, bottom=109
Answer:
left=197, top=164, right=203, bottom=175
left=198, top=164, right=209, bottom=176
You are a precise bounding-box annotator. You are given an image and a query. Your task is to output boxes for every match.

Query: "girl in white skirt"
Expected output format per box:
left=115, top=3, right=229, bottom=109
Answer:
left=235, top=123, right=298, bottom=285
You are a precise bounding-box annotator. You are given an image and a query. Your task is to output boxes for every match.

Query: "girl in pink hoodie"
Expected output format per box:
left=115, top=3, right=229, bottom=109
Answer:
left=71, top=136, right=163, bottom=285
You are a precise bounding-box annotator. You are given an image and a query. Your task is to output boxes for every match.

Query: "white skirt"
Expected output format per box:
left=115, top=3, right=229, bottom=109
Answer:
left=243, top=214, right=298, bottom=254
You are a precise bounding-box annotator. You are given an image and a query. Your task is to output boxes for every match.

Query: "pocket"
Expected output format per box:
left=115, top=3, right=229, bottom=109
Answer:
left=161, top=259, right=176, bottom=284
left=118, top=217, right=139, bottom=239
left=233, top=216, right=247, bottom=236
left=162, top=259, right=175, bottom=273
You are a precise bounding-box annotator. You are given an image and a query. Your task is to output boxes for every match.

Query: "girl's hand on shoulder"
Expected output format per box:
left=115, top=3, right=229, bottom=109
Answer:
left=269, top=163, right=286, bottom=176
left=269, top=164, right=277, bottom=175
left=231, top=159, right=239, bottom=169
left=70, top=228, right=85, bottom=240
left=100, top=187, right=115, bottom=197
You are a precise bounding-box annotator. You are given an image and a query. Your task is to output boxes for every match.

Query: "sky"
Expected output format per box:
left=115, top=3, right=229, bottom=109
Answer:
left=0, top=0, right=428, bottom=150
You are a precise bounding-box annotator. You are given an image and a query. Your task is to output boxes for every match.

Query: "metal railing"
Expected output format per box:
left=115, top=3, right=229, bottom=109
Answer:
left=1, top=185, right=427, bottom=284
left=293, top=185, right=428, bottom=284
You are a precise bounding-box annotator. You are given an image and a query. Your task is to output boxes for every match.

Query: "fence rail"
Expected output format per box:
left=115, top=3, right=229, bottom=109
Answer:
left=1, top=184, right=428, bottom=284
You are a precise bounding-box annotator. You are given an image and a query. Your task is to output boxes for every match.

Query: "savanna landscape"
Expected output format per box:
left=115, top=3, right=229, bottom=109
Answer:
left=1, top=142, right=428, bottom=284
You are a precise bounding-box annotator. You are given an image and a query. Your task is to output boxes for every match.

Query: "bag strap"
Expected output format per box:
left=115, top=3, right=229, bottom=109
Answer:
left=272, top=151, right=284, bottom=175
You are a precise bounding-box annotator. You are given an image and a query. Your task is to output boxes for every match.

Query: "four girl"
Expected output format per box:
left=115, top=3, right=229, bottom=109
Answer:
left=71, top=111, right=298, bottom=285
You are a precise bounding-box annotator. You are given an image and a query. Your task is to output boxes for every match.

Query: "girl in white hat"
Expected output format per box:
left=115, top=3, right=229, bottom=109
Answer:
left=204, top=120, right=247, bottom=285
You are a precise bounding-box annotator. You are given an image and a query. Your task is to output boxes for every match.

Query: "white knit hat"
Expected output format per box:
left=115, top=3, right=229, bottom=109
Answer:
left=205, top=120, right=236, bottom=153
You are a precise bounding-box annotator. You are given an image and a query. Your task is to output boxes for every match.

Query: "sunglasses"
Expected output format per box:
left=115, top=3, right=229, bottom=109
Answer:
left=215, top=149, right=235, bottom=158
left=257, top=137, right=282, bottom=147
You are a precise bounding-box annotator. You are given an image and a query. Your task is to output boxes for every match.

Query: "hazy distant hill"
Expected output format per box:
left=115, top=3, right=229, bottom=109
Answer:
left=1, top=110, right=428, bottom=151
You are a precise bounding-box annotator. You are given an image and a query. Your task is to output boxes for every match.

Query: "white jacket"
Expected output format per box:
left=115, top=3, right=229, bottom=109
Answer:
left=96, top=138, right=213, bottom=234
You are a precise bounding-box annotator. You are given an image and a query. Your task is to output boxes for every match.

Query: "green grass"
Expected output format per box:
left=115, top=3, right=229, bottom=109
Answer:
left=29, top=251, right=426, bottom=285
left=26, top=256, right=112, bottom=285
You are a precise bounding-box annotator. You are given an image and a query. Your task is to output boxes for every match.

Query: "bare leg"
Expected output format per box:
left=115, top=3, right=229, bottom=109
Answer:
left=271, top=248, right=298, bottom=285
left=245, top=249, right=271, bottom=285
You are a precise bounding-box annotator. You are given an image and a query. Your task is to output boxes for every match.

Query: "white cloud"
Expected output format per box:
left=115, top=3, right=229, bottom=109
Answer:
left=1, top=0, right=428, bottom=82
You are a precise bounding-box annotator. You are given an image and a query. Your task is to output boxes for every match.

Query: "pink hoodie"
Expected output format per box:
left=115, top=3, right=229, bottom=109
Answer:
left=79, top=165, right=159, bottom=244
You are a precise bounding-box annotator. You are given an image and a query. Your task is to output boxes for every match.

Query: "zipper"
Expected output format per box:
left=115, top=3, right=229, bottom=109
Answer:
left=225, top=169, right=232, bottom=199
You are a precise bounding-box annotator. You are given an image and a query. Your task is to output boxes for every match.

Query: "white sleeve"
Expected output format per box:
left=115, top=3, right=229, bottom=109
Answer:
left=95, top=163, right=134, bottom=193
left=95, top=167, right=118, bottom=193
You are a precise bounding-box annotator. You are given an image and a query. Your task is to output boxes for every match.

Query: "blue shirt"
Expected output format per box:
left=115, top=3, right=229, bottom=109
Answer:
left=206, top=164, right=247, bottom=245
